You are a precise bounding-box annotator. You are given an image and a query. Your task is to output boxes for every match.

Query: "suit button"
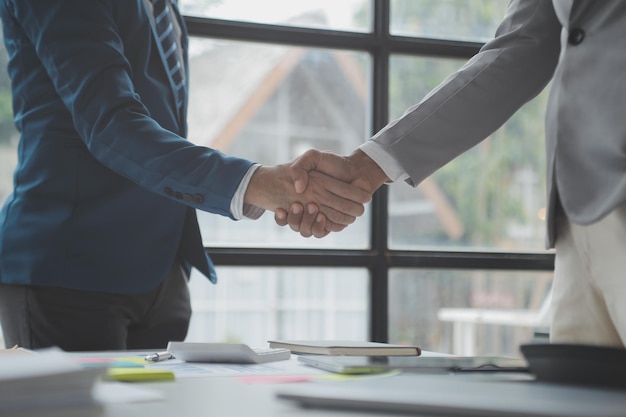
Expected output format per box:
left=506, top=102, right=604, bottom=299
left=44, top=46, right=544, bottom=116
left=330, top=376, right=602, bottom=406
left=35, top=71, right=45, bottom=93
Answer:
left=193, top=194, right=204, bottom=204
left=568, top=28, right=585, bottom=45
left=183, top=193, right=193, bottom=202
left=164, top=187, right=174, bottom=197
left=174, top=192, right=183, bottom=199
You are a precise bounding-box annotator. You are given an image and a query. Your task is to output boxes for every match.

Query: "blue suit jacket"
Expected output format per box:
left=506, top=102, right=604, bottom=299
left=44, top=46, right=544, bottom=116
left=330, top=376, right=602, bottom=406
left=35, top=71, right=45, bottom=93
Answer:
left=0, top=0, right=254, bottom=293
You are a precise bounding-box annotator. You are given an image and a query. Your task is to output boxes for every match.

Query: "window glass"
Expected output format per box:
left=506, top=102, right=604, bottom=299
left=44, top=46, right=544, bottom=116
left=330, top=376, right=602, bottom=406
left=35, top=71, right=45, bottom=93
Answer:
left=389, top=268, right=553, bottom=358
left=179, top=0, right=372, bottom=33
left=186, top=267, right=369, bottom=346
left=187, top=38, right=371, bottom=248
left=0, top=33, right=18, bottom=209
left=387, top=54, right=550, bottom=251
left=391, top=0, right=510, bottom=42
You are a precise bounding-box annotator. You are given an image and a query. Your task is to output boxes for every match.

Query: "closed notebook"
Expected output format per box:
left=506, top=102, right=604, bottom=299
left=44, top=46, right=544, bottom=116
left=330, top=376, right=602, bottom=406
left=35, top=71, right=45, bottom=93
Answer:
left=267, top=340, right=421, bottom=356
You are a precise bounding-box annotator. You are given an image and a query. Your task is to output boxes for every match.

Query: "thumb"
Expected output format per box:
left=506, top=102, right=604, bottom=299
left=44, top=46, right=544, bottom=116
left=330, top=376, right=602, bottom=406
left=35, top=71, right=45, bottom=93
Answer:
left=290, top=149, right=323, bottom=194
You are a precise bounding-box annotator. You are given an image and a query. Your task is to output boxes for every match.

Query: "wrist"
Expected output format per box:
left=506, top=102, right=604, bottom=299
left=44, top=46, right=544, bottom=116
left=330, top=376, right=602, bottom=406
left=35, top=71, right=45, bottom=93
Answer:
left=347, top=149, right=389, bottom=193
left=244, top=166, right=274, bottom=211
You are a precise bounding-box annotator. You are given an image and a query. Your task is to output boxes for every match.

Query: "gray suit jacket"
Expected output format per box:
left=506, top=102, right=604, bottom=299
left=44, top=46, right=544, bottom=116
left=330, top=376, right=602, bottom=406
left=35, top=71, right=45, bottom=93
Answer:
left=369, top=0, right=626, bottom=247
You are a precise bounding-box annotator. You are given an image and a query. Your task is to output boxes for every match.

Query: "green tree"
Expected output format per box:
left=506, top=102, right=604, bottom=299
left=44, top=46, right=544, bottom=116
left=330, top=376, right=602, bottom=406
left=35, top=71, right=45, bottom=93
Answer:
left=381, top=1, right=547, bottom=248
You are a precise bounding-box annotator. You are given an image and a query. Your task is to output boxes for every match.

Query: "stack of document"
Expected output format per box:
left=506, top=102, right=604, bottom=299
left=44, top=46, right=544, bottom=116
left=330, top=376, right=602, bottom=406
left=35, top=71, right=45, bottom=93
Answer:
left=0, top=347, right=106, bottom=415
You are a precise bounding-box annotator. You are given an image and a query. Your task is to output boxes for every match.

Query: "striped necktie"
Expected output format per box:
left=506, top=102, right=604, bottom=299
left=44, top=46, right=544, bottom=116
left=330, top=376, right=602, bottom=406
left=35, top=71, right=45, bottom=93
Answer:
left=150, top=0, right=185, bottom=111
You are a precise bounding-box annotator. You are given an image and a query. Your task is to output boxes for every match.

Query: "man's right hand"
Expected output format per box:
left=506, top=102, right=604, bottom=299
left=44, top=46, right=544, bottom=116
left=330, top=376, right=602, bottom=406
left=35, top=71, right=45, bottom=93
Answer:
left=244, top=154, right=373, bottom=233
left=274, top=149, right=389, bottom=238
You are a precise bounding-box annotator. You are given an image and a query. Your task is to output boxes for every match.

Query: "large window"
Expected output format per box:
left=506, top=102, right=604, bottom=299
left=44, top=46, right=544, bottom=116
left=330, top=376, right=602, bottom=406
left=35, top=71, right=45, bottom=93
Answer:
left=0, top=0, right=554, bottom=357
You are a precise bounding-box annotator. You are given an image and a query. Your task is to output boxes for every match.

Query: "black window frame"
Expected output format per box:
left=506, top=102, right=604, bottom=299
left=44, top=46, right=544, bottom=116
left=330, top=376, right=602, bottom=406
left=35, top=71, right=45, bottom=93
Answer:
left=185, top=0, right=555, bottom=342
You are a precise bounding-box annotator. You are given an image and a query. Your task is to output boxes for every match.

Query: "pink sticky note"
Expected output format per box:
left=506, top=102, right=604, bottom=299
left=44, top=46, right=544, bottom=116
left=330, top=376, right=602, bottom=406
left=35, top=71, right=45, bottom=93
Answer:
left=235, top=375, right=313, bottom=384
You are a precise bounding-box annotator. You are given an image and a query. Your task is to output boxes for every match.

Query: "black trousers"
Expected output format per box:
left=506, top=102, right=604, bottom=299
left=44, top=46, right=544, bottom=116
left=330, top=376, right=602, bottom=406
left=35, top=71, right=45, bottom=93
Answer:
left=0, top=263, right=191, bottom=351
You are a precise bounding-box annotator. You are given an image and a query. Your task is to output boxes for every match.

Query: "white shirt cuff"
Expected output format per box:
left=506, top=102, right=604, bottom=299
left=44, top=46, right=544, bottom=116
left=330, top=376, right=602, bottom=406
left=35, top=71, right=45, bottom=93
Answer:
left=358, top=141, right=409, bottom=183
left=230, top=164, right=265, bottom=220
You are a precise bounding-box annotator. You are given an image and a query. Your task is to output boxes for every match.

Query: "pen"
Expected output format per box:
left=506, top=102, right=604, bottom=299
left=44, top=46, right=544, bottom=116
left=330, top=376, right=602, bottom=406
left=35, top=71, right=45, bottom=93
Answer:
left=145, top=351, right=174, bottom=362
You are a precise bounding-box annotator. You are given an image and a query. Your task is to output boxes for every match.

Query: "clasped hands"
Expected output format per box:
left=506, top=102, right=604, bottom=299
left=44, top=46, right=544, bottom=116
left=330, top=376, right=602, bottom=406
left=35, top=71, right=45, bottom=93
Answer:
left=245, top=149, right=389, bottom=238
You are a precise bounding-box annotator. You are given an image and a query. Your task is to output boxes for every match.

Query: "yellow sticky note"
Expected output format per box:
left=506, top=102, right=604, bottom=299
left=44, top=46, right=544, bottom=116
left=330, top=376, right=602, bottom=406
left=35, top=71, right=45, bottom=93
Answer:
left=106, top=367, right=175, bottom=382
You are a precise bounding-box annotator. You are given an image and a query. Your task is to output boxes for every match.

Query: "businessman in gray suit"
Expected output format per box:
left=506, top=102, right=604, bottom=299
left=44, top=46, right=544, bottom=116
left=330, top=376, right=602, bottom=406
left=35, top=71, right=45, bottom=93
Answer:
left=279, top=0, right=626, bottom=348
left=0, top=0, right=368, bottom=351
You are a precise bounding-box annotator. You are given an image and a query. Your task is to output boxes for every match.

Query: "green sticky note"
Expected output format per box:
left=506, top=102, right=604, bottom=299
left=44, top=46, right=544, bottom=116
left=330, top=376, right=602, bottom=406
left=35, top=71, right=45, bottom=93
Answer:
left=106, top=367, right=175, bottom=382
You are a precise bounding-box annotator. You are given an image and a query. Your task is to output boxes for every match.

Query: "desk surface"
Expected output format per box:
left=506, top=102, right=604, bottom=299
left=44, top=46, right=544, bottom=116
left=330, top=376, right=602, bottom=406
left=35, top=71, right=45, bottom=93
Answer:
left=102, top=376, right=376, bottom=417
left=16, top=352, right=626, bottom=417
left=96, top=371, right=626, bottom=417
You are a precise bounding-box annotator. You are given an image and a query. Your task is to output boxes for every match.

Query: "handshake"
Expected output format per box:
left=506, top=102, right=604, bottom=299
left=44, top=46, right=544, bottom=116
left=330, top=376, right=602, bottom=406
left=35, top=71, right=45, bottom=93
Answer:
left=245, top=149, right=390, bottom=238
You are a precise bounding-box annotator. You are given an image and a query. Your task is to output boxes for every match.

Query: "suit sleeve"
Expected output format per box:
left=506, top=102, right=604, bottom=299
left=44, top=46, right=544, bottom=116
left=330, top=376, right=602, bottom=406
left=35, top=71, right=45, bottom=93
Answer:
left=6, top=0, right=253, bottom=219
left=372, top=0, right=562, bottom=187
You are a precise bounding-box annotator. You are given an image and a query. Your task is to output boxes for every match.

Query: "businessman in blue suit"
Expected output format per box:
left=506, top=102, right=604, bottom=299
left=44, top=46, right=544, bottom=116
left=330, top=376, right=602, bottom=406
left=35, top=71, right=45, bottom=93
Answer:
left=0, top=0, right=369, bottom=351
